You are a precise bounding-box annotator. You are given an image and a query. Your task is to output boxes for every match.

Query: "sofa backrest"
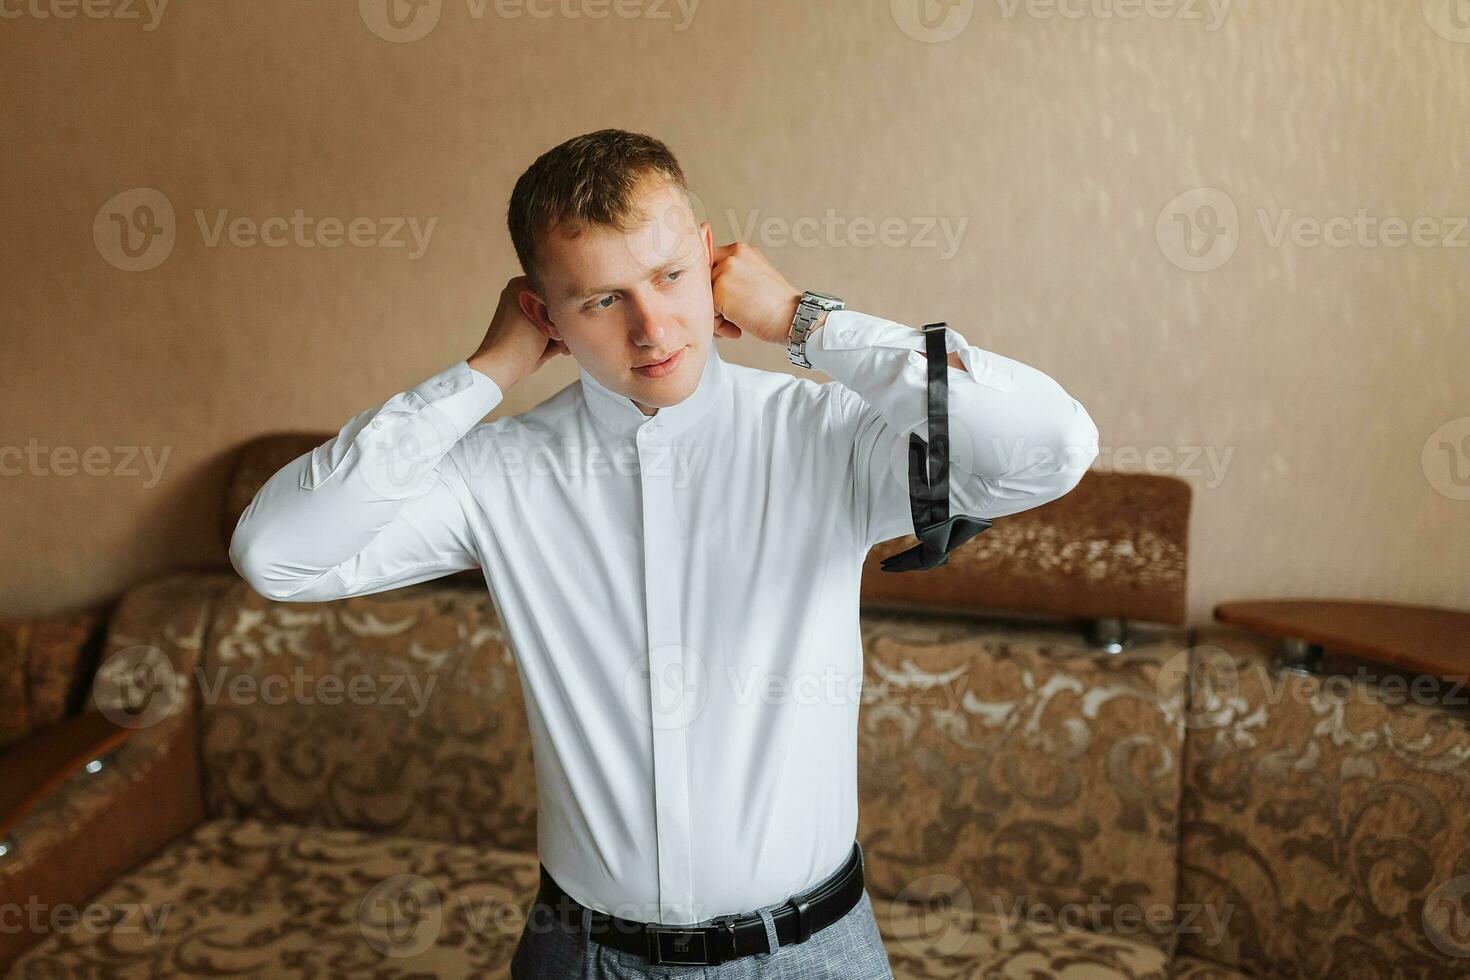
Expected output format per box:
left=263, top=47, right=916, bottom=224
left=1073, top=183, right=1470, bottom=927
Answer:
left=861, top=469, right=1190, bottom=627
left=196, top=579, right=540, bottom=853
left=1177, top=626, right=1470, bottom=976
left=0, top=609, right=104, bottom=750
left=854, top=609, right=1191, bottom=957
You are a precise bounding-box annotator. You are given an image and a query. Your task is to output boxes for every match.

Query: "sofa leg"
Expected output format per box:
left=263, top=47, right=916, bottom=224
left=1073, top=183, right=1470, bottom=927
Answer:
left=1275, top=636, right=1324, bottom=675
left=1084, top=617, right=1129, bottom=654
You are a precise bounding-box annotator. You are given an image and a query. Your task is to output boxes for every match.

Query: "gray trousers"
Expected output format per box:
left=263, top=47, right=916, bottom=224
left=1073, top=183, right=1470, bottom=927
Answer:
left=509, top=842, right=895, bottom=979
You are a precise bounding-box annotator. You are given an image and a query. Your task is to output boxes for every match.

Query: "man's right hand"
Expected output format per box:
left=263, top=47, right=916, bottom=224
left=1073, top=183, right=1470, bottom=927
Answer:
left=468, top=275, right=568, bottom=392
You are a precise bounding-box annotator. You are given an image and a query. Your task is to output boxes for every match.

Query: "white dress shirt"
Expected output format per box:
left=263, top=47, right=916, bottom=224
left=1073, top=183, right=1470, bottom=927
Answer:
left=229, top=308, right=1100, bottom=926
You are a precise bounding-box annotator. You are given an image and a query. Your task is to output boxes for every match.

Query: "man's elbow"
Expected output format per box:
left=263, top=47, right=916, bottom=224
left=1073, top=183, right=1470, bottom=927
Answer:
left=1056, top=401, right=1099, bottom=481
left=229, top=528, right=292, bottom=602
left=1044, top=400, right=1100, bottom=499
left=983, top=400, right=1098, bottom=513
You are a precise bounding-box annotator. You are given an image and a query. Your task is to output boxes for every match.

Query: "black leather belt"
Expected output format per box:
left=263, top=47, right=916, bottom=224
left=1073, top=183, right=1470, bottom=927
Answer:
left=531, top=841, right=865, bottom=967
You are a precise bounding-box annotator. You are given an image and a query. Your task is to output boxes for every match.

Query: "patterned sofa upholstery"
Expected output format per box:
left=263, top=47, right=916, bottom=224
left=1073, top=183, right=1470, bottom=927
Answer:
left=3, top=434, right=1467, bottom=978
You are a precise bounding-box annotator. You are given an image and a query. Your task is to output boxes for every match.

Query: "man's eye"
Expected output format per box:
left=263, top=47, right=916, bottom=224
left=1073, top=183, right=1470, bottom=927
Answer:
left=665, top=270, right=683, bottom=282
left=594, top=295, right=615, bottom=310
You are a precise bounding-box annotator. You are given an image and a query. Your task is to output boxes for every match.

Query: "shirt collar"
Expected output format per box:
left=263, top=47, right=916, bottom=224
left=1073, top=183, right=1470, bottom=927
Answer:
left=578, top=342, right=727, bottom=439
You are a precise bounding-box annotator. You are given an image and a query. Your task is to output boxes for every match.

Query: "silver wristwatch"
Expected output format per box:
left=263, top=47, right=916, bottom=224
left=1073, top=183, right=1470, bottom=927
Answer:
left=787, top=290, right=845, bottom=369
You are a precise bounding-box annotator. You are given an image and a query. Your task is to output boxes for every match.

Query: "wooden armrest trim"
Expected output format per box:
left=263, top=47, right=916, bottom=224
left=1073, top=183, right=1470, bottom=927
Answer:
left=0, top=712, right=137, bottom=842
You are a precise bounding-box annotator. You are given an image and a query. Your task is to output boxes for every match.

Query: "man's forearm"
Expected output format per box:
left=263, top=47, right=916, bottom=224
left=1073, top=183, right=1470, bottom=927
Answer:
left=467, top=351, right=525, bottom=394
left=803, top=307, right=1099, bottom=515
left=786, top=300, right=964, bottom=372
left=229, top=360, right=502, bottom=601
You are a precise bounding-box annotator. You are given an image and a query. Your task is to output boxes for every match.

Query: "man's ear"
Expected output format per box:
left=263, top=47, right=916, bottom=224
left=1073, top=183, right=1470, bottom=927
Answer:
left=700, top=221, right=713, bottom=268
left=518, top=284, right=561, bottom=342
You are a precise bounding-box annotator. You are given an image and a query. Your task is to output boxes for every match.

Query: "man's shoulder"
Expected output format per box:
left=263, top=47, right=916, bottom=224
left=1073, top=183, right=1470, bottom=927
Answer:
left=724, top=358, right=849, bottom=420
left=724, top=357, right=827, bottom=400
left=459, top=377, right=581, bottom=444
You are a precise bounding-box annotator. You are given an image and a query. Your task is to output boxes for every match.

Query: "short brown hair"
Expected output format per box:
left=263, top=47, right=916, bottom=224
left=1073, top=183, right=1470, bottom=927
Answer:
left=507, top=128, right=689, bottom=300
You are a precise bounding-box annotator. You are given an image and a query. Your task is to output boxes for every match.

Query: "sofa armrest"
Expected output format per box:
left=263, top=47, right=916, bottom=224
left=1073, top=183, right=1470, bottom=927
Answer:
left=0, top=608, right=106, bottom=750
left=0, top=572, right=233, bottom=972
left=0, top=712, right=137, bottom=845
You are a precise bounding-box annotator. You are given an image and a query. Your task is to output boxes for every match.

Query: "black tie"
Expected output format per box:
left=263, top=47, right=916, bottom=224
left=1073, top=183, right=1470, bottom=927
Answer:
left=879, top=322, right=993, bottom=572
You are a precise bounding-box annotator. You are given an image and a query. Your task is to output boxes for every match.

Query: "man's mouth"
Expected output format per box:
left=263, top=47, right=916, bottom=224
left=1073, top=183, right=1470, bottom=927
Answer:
left=633, top=348, right=684, bottom=378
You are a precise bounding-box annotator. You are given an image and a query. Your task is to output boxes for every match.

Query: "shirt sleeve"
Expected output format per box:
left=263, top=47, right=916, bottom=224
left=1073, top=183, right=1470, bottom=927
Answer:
left=805, top=308, right=1100, bottom=552
left=228, top=360, right=505, bottom=602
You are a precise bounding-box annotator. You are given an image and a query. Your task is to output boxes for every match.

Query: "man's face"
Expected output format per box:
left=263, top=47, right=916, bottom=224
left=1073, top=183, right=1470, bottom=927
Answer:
left=530, top=180, right=715, bottom=417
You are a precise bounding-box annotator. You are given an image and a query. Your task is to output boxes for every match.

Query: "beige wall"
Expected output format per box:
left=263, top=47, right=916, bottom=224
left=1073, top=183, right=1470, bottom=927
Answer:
left=3, top=0, right=1467, bottom=624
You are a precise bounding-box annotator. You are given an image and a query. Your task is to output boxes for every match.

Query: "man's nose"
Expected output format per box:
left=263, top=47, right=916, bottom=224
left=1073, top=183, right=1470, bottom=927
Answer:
left=627, top=292, right=678, bottom=348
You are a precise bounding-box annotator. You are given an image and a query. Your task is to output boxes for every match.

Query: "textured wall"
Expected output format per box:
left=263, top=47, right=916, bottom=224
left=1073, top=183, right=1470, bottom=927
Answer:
left=3, top=0, right=1467, bottom=623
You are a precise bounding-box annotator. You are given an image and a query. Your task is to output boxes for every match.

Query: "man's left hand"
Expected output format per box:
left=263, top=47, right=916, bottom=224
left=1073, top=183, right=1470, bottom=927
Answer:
left=708, top=241, right=802, bottom=346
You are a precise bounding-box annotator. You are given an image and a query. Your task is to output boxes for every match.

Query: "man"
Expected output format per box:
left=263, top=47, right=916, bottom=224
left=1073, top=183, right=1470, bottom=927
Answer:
left=229, top=128, right=1100, bottom=978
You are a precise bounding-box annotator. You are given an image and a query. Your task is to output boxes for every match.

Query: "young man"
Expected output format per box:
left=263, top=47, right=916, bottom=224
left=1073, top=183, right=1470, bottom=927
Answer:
left=229, top=129, right=1100, bottom=978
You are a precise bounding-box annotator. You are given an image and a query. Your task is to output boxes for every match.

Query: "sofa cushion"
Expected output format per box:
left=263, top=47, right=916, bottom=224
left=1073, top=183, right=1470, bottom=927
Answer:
left=1168, top=955, right=1256, bottom=979
left=873, top=891, right=1172, bottom=979
left=7, top=818, right=542, bottom=977
left=1179, top=626, right=1470, bottom=977
left=197, top=581, right=538, bottom=852
left=10, top=814, right=1187, bottom=979
left=856, top=610, right=1189, bottom=957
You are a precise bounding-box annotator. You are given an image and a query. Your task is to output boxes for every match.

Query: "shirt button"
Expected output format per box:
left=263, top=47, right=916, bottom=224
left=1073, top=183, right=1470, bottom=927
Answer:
left=438, top=379, right=453, bottom=389
left=371, top=419, right=383, bottom=429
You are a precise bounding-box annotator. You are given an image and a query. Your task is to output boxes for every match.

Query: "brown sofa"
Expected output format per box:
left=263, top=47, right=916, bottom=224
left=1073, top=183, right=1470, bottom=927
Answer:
left=3, top=434, right=1468, bottom=978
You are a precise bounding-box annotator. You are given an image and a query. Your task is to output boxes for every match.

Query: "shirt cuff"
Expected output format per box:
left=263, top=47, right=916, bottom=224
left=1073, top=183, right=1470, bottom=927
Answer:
left=411, top=360, right=505, bottom=433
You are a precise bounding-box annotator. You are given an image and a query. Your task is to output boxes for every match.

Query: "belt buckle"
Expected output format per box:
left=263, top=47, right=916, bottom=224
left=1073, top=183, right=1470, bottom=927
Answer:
left=645, top=925, right=710, bottom=966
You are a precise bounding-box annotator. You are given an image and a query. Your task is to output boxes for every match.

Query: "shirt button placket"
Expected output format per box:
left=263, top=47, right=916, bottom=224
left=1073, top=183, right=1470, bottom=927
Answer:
left=636, top=423, right=695, bottom=925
